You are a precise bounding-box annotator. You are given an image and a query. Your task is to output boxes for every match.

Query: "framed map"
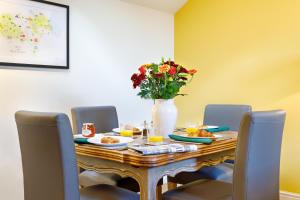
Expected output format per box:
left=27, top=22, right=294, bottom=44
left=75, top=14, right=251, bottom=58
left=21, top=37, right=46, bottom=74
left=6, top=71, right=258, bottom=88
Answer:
left=0, top=0, right=69, bottom=69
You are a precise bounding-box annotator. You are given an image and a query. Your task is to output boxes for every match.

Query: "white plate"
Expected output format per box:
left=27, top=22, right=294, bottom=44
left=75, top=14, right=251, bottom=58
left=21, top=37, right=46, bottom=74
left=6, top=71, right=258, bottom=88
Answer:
left=112, top=127, right=142, bottom=133
left=112, top=128, right=121, bottom=133
left=199, top=125, right=219, bottom=129
left=87, top=135, right=134, bottom=147
left=73, top=133, right=104, bottom=139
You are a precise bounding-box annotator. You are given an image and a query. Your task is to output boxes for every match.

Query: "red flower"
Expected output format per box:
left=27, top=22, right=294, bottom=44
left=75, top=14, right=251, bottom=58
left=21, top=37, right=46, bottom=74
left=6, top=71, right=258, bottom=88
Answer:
left=164, top=61, right=178, bottom=67
left=188, top=69, right=197, bottom=75
left=131, top=73, right=145, bottom=88
left=168, top=66, right=177, bottom=76
left=139, top=66, right=146, bottom=74
left=154, top=73, right=164, bottom=78
left=131, top=73, right=138, bottom=81
left=179, top=66, right=188, bottom=73
left=164, top=61, right=174, bottom=65
left=131, top=73, right=140, bottom=88
left=138, top=73, right=146, bottom=81
left=150, top=71, right=164, bottom=78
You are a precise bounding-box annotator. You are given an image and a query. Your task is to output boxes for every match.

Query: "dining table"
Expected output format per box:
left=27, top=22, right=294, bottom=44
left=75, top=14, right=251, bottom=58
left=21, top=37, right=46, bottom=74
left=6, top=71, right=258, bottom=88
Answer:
left=75, top=131, right=237, bottom=200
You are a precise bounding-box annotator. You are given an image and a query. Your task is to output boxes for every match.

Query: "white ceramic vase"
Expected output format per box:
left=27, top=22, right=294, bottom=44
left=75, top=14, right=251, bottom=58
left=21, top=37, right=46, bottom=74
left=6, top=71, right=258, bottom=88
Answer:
left=152, top=99, right=178, bottom=138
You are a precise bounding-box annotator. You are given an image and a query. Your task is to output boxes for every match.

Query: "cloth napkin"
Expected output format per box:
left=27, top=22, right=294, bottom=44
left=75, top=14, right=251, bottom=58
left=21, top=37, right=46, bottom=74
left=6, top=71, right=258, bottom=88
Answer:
left=169, top=134, right=213, bottom=144
left=205, top=126, right=230, bottom=132
left=129, top=144, right=197, bottom=155
left=74, top=138, right=90, bottom=144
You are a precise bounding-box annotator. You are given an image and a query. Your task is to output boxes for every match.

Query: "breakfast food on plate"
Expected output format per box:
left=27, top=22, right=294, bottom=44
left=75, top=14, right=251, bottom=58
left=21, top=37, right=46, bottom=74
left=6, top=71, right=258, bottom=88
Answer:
left=187, top=129, right=215, bottom=138
left=124, top=124, right=141, bottom=135
left=133, top=127, right=140, bottom=132
left=101, top=137, right=120, bottom=144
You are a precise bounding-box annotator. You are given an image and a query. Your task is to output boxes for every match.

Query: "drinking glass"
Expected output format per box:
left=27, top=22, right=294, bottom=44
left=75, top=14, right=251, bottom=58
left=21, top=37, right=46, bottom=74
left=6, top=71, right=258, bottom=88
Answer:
left=119, top=123, right=133, bottom=137
left=185, top=122, right=199, bottom=134
left=147, top=121, right=163, bottom=143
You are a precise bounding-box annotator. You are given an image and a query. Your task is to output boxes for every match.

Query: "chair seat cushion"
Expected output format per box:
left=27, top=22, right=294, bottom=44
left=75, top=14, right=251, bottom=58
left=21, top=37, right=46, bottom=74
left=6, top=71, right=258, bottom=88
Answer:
left=172, top=163, right=233, bottom=184
left=199, top=163, right=233, bottom=182
left=224, top=159, right=235, bottom=164
left=163, top=180, right=232, bottom=200
left=80, top=184, right=139, bottom=200
left=79, top=170, right=121, bottom=187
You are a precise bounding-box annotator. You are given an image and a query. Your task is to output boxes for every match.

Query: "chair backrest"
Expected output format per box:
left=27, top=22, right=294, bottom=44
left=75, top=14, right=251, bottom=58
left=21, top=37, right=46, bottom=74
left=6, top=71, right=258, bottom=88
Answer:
left=71, top=106, right=118, bottom=134
left=233, top=110, right=286, bottom=200
left=203, top=104, right=252, bottom=131
left=15, top=111, right=80, bottom=200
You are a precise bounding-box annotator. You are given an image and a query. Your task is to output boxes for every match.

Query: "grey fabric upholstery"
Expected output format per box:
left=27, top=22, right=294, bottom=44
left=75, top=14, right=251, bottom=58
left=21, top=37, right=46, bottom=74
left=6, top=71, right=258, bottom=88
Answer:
left=71, top=106, right=141, bottom=191
left=15, top=111, right=139, bottom=200
left=79, top=171, right=119, bottom=187
left=173, top=163, right=234, bottom=185
left=163, top=110, right=286, bottom=200
left=233, top=110, right=285, bottom=200
left=80, top=185, right=139, bottom=200
left=71, top=106, right=121, bottom=187
left=164, top=180, right=232, bottom=200
left=71, top=106, right=118, bottom=134
left=170, top=104, right=251, bottom=184
left=204, top=104, right=252, bottom=131
left=16, top=111, right=80, bottom=200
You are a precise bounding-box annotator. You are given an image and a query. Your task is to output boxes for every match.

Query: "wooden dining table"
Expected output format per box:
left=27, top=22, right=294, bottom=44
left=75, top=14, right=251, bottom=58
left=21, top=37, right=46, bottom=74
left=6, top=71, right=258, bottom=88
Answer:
left=75, top=131, right=237, bottom=200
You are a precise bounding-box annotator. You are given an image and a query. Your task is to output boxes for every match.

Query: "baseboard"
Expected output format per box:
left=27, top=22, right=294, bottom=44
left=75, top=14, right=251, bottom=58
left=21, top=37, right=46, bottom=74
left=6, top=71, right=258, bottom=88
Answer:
left=281, top=191, right=300, bottom=200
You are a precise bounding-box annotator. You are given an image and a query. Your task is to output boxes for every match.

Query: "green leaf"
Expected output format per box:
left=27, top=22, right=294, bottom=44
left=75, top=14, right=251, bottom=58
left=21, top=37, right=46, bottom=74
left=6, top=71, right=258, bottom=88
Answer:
left=178, top=73, right=188, bottom=77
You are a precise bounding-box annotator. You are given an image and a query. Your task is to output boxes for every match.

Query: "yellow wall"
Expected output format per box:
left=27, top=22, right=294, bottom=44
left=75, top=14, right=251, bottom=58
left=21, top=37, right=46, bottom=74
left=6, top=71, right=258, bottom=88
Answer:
left=175, top=0, right=300, bottom=193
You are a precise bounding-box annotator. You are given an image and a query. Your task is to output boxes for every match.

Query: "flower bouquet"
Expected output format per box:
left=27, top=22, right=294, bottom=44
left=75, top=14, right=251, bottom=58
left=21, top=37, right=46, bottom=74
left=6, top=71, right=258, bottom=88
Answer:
left=131, top=59, right=197, bottom=99
left=131, top=59, right=197, bottom=138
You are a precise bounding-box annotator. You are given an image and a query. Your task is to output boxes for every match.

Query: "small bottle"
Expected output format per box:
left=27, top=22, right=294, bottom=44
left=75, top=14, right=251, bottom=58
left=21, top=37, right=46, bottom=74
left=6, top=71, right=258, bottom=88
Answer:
left=142, top=120, right=148, bottom=139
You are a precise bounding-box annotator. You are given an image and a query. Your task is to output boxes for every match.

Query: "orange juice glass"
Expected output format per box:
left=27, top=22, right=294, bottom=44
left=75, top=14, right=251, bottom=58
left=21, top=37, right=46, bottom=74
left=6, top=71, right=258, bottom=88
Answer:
left=186, top=127, right=198, bottom=134
left=148, top=135, right=163, bottom=143
left=120, top=130, right=133, bottom=137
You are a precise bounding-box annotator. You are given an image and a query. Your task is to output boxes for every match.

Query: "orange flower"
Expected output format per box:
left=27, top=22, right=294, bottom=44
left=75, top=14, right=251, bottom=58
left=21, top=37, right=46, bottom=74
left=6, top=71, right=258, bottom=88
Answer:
left=188, top=69, right=197, bottom=75
left=158, top=64, right=170, bottom=73
left=141, top=64, right=152, bottom=68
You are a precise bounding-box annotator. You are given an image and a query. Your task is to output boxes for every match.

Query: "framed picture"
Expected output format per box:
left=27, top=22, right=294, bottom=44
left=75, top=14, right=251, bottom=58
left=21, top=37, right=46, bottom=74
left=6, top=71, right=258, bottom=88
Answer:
left=0, top=0, right=69, bottom=69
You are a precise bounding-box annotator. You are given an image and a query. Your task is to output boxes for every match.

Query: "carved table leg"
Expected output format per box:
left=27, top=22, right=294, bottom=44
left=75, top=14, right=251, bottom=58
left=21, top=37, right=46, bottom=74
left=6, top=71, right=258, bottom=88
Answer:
left=167, top=181, right=177, bottom=190
left=156, top=185, right=162, bottom=200
left=137, top=167, right=161, bottom=200
left=76, top=150, right=235, bottom=200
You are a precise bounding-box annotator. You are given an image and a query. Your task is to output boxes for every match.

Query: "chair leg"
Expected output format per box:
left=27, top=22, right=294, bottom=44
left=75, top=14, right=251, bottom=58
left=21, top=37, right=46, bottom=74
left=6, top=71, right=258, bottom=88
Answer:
left=77, top=167, right=85, bottom=188
left=156, top=185, right=162, bottom=200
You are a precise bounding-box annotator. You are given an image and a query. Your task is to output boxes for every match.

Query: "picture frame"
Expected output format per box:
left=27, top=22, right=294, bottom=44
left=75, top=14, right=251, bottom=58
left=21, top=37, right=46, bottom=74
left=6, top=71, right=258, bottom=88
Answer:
left=0, top=0, right=69, bottom=69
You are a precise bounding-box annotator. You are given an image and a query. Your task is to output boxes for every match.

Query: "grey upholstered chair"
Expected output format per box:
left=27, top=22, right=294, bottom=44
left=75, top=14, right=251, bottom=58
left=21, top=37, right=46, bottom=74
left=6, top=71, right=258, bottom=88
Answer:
left=169, top=104, right=252, bottom=186
left=15, top=111, right=139, bottom=200
left=71, top=106, right=140, bottom=192
left=71, top=106, right=119, bottom=135
left=163, top=110, right=286, bottom=200
left=203, top=104, right=252, bottom=131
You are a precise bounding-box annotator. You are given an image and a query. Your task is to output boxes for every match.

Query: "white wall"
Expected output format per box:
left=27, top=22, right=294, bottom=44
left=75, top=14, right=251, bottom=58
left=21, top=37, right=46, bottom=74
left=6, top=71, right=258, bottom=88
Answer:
left=0, top=0, right=174, bottom=199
